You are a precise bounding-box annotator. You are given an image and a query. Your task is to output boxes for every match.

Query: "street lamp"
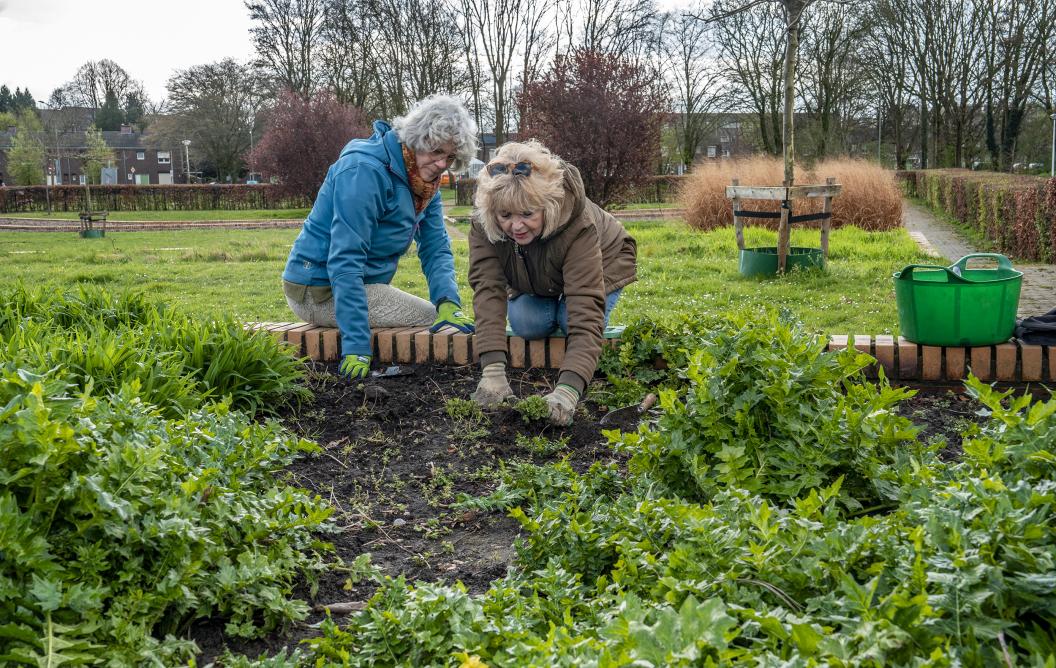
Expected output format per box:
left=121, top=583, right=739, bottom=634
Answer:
left=182, top=139, right=192, bottom=184
left=1050, top=113, right=1056, bottom=178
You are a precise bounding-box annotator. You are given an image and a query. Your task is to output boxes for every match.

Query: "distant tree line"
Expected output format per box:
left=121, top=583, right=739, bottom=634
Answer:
left=6, top=0, right=1055, bottom=192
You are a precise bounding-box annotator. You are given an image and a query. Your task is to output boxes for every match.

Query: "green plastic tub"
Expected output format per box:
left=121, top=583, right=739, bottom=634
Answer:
left=893, top=253, right=1022, bottom=346
left=79, top=229, right=105, bottom=239
left=739, top=246, right=825, bottom=277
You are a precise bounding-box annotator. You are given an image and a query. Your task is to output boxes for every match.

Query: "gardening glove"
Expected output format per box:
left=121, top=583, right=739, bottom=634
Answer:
left=543, top=384, right=580, bottom=426
left=430, top=300, right=475, bottom=333
left=339, top=354, right=372, bottom=379
left=471, top=362, right=515, bottom=407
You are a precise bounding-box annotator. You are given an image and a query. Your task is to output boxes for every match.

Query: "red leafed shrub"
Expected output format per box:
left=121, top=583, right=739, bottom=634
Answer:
left=1009, top=189, right=1040, bottom=260
left=520, top=49, right=667, bottom=209
left=249, top=89, right=370, bottom=200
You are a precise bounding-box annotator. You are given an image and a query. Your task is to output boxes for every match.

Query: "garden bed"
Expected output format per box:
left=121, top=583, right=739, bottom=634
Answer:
left=190, top=362, right=987, bottom=663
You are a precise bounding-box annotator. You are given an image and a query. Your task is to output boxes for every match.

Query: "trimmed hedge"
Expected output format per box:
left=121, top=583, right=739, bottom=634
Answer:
left=898, top=169, right=1056, bottom=263
left=0, top=184, right=311, bottom=213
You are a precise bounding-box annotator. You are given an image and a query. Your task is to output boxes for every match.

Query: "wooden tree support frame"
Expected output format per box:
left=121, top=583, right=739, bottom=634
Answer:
left=725, top=177, right=842, bottom=272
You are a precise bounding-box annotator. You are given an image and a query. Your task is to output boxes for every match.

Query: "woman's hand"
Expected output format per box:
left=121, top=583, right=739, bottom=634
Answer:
left=471, top=362, right=515, bottom=407
left=542, top=385, right=579, bottom=426
left=430, top=300, right=475, bottom=333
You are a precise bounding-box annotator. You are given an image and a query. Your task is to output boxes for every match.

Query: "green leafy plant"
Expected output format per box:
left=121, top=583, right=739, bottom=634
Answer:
left=514, top=395, right=549, bottom=423
left=516, top=433, right=570, bottom=456
left=445, top=397, right=484, bottom=423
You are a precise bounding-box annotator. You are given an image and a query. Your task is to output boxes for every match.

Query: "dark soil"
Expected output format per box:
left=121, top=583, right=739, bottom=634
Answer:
left=190, top=362, right=642, bottom=663
left=189, top=367, right=997, bottom=664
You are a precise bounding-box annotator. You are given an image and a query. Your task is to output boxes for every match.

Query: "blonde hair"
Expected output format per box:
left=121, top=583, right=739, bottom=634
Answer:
left=474, top=140, right=565, bottom=243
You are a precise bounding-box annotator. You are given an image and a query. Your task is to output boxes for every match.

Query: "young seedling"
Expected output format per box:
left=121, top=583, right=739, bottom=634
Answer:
left=514, top=395, right=550, bottom=423
left=516, top=433, right=570, bottom=456
left=445, top=397, right=484, bottom=423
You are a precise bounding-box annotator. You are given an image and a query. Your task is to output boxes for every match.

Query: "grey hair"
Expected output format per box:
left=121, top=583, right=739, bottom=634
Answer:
left=392, top=95, right=478, bottom=172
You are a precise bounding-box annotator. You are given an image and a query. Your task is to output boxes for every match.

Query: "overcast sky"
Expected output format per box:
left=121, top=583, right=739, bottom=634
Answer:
left=0, top=0, right=255, bottom=105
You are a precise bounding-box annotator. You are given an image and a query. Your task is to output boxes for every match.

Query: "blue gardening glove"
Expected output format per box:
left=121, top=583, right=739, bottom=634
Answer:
left=430, top=300, right=475, bottom=333
left=543, top=384, right=580, bottom=426
left=339, top=354, right=372, bottom=379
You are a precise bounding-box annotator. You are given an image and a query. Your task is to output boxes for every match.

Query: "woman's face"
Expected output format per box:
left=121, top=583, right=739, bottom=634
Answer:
left=414, top=142, right=457, bottom=182
left=497, top=209, right=544, bottom=245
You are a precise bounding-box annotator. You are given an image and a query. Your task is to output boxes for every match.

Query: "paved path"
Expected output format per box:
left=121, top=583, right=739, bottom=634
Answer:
left=902, top=200, right=1055, bottom=317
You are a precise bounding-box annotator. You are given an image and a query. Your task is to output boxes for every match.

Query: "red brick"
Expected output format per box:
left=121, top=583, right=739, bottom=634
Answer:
left=897, top=337, right=918, bottom=379
left=374, top=328, right=401, bottom=363
left=267, top=322, right=299, bottom=342
left=995, top=343, right=1017, bottom=381
left=396, top=328, right=425, bottom=363
left=828, top=334, right=848, bottom=352
left=1048, top=347, right=1056, bottom=382
left=969, top=346, right=992, bottom=381
left=415, top=330, right=432, bottom=364
left=921, top=346, right=942, bottom=381
left=549, top=337, right=565, bottom=368
left=1020, top=344, right=1042, bottom=381
left=508, top=336, right=527, bottom=368
left=321, top=328, right=340, bottom=361
left=853, top=334, right=871, bottom=354
left=284, top=323, right=317, bottom=356
left=452, top=333, right=471, bottom=365
left=945, top=347, right=966, bottom=380
left=432, top=326, right=456, bottom=364
left=874, top=335, right=896, bottom=379
left=529, top=339, right=547, bottom=368
left=303, top=327, right=325, bottom=361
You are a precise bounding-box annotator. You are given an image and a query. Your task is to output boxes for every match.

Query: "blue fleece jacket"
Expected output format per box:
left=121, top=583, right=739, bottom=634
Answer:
left=282, top=120, right=461, bottom=356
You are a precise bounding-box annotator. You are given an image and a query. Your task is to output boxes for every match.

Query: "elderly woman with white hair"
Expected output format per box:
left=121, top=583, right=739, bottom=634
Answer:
left=282, top=94, right=477, bottom=379
left=468, top=140, right=638, bottom=425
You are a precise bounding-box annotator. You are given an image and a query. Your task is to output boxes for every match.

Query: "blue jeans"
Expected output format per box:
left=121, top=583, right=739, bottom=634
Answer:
left=507, top=289, right=623, bottom=339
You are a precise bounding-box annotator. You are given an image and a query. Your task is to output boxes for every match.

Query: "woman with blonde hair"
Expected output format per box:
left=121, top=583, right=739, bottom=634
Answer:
left=468, top=140, right=637, bottom=425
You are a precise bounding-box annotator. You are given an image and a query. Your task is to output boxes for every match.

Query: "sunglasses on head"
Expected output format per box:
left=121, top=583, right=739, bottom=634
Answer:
left=486, top=161, right=533, bottom=177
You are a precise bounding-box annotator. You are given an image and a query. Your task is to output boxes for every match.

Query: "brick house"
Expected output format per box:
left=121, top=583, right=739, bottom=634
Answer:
left=0, top=109, right=189, bottom=186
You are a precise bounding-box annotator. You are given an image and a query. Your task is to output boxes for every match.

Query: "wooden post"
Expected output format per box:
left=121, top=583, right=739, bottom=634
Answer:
left=776, top=197, right=791, bottom=272
left=732, top=178, right=744, bottom=250
left=820, top=177, right=834, bottom=259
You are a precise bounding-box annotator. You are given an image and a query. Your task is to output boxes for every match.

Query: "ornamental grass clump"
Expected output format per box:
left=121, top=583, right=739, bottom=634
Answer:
left=0, top=284, right=307, bottom=417
left=613, top=309, right=927, bottom=510
left=679, top=157, right=902, bottom=232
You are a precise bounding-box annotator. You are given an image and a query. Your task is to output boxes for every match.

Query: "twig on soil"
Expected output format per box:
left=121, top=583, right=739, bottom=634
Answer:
left=352, top=511, right=426, bottom=561
left=313, top=600, right=366, bottom=615
left=322, top=450, right=349, bottom=469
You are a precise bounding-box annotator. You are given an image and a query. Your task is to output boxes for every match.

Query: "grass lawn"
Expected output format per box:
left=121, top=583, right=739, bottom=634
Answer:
left=0, top=220, right=931, bottom=334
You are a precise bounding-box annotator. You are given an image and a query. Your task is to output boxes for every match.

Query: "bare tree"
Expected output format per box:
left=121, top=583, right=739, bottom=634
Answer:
left=555, top=0, right=657, bottom=60
left=64, top=60, right=144, bottom=111
left=162, top=59, right=269, bottom=182
left=318, top=0, right=380, bottom=112
left=980, top=0, right=1054, bottom=170
left=708, top=0, right=786, bottom=156
left=245, top=0, right=325, bottom=97
left=798, top=2, right=869, bottom=159
left=661, top=5, right=729, bottom=167
left=860, top=8, right=915, bottom=168
left=465, top=0, right=527, bottom=145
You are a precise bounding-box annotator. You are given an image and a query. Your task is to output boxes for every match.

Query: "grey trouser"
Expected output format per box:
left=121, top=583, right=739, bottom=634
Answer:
left=283, top=281, right=435, bottom=328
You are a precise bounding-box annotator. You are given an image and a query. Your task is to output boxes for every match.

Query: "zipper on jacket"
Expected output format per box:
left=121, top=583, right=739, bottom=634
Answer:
left=514, top=243, right=541, bottom=295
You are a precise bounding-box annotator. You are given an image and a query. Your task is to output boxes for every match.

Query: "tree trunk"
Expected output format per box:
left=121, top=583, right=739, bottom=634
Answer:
left=782, top=1, right=802, bottom=187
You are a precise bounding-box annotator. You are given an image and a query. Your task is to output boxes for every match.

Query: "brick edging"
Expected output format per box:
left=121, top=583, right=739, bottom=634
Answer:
left=248, top=322, right=1056, bottom=383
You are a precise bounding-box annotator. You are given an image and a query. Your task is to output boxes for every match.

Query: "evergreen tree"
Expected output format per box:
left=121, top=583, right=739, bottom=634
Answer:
left=95, top=91, right=123, bottom=131
left=0, top=85, right=11, bottom=113
left=13, top=88, right=36, bottom=112
left=81, top=125, right=114, bottom=184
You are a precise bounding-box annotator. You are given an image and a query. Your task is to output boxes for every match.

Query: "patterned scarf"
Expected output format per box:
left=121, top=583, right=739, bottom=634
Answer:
left=401, top=144, right=440, bottom=214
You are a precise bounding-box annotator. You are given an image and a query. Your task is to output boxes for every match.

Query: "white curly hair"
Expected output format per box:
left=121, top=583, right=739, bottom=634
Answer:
left=392, top=95, right=479, bottom=172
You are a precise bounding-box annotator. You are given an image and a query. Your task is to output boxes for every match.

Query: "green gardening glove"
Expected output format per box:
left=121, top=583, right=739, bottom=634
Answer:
left=430, top=300, right=475, bottom=333
left=339, top=354, right=372, bottom=379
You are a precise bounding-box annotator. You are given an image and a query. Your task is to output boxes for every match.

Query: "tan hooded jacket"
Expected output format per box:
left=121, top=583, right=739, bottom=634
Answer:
left=468, top=162, right=637, bottom=394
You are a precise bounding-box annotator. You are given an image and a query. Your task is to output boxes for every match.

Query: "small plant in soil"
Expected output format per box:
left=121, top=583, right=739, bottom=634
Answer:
left=445, top=397, right=484, bottom=423
left=516, top=433, right=570, bottom=456
left=515, top=395, right=550, bottom=422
